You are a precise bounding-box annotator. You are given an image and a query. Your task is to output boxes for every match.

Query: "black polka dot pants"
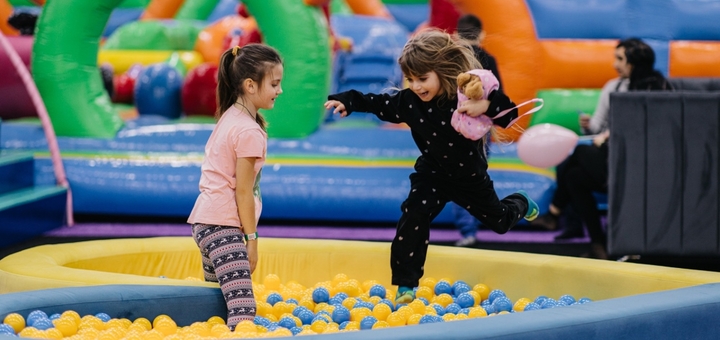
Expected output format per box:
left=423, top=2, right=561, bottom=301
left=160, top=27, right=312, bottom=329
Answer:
left=390, top=172, right=528, bottom=288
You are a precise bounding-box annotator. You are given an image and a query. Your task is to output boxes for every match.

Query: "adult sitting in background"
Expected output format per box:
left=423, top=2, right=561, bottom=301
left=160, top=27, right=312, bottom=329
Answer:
left=531, top=38, right=673, bottom=259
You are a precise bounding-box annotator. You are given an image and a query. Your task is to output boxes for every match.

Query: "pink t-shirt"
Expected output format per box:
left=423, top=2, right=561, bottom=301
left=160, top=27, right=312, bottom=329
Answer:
left=187, top=105, right=267, bottom=227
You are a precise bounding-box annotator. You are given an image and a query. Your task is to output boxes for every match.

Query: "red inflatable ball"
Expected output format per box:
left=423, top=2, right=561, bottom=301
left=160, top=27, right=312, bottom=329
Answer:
left=112, top=73, right=134, bottom=104
left=181, top=63, right=218, bottom=116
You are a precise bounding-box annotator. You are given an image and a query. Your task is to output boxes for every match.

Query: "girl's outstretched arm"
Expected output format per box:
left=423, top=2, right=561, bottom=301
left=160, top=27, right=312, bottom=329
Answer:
left=326, top=90, right=407, bottom=124
left=236, top=156, right=258, bottom=274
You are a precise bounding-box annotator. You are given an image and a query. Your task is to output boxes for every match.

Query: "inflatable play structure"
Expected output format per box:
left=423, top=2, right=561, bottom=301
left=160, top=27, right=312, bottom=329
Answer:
left=1, top=0, right=720, bottom=231
left=2, top=237, right=720, bottom=338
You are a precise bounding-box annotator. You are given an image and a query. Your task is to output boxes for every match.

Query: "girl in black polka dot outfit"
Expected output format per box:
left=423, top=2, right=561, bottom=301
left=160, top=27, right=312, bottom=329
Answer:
left=325, top=29, right=538, bottom=304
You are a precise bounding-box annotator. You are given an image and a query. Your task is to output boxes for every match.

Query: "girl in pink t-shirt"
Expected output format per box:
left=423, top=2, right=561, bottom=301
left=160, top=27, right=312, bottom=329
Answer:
left=188, top=44, right=283, bottom=329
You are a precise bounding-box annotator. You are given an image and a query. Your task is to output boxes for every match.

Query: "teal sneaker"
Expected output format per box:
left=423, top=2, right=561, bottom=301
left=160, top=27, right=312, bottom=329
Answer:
left=395, top=286, right=416, bottom=304
left=517, top=190, right=539, bottom=221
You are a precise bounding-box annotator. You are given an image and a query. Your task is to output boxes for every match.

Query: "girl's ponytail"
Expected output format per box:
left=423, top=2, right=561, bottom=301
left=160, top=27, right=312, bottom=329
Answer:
left=216, top=48, right=239, bottom=120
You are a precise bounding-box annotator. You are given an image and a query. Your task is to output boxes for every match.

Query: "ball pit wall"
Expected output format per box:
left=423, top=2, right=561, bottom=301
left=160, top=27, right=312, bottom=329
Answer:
left=2, top=237, right=720, bottom=302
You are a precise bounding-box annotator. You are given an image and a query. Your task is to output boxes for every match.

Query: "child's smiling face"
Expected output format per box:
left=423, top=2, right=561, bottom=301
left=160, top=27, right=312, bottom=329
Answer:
left=407, top=71, right=442, bottom=102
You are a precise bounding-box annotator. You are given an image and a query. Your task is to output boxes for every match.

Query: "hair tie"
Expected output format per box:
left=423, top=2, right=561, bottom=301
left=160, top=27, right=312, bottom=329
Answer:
left=232, top=46, right=241, bottom=56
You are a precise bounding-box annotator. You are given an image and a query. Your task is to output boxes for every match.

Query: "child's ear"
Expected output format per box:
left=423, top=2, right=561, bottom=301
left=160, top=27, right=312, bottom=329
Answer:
left=243, top=78, right=255, bottom=94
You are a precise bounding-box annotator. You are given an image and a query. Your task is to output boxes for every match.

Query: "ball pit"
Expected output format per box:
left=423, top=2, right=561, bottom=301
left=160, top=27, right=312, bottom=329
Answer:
left=2, top=237, right=720, bottom=339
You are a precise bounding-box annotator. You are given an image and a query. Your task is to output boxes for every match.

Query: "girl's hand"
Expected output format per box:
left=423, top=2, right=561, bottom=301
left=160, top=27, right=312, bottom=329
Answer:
left=246, top=240, right=258, bottom=274
left=458, top=99, right=491, bottom=117
left=324, top=100, right=348, bottom=117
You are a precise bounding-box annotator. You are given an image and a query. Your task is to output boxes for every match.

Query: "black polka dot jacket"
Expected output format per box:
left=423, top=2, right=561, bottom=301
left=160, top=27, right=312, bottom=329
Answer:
left=328, top=89, right=518, bottom=180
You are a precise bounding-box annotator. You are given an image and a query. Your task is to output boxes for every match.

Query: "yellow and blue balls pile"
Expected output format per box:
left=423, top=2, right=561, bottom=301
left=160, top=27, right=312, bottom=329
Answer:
left=0, top=273, right=592, bottom=338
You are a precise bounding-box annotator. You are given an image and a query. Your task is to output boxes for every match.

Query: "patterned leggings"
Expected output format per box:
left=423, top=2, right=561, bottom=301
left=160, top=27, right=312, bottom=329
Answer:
left=191, top=224, right=256, bottom=329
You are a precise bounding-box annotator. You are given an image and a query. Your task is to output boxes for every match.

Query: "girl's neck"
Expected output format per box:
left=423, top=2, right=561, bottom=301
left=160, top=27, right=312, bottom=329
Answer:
left=234, top=100, right=257, bottom=119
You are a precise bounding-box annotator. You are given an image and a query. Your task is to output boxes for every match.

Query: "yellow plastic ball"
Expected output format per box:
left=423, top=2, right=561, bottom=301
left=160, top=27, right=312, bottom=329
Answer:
left=368, top=296, right=382, bottom=306
left=263, top=274, right=282, bottom=291
left=406, top=314, right=423, bottom=325
left=299, top=297, right=316, bottom=311
left=468, top=307, right=488, bottom=318
left=45, top=328, right=64, bottom=339
left=349, top=307, right=372, bottom=322
left=105, top=318, right=129, bottom=330
left=343, top=321, right=360, bottom=331
left=396, top=305, right=414, bottom=321
left=79, top=315, right=105, bottom=331
left=342, top=297, right=357, bottom=310
left=473, top=283, right=491, bottom=301
left=456, top=313, right=469, bottom=321
left=408, top=299, right=426, bottom=314
left=467, top=291, right=482, bottom=306
left=61, top=310, right=81, bottom=325
left=424, top=306, right=438, bottom=316
left=53, top=317, right=79, bottom=337
left=3, top=313, right=25, bottom=333
left=132, top=317, right=152, bottom=331
left=372, top=303, right=392, bottom=321
left=324, top=322, right=340, bottom=333
left=188, top=322, right=211, bottom=336
left=234, top=320, right=257, bottom=333
left=438, top=277, right=454, bottom=286
left=265, top=314, right=278, bottom=323
left=419, top=277, right=438, bottom=289
left=372, top=320, right=390, bottom=329
left=513, top=298, right=532, bottom=312
left=206, top=316, right=226, bottom=326
left=332, top=273, right=349, bottom=286
left=152, top=314, right=172, bottom=328
left=385, top=312, right=405, bottom=327
left=256, top=301, right=273, bottom=318
left=415, top=286, right=434, bottom=301
left=361, top=279, right=381, bottom=292
left=442, top=313, right=457, bottom=322
left=210, top=323, right=230, bottom=337
left=434, top=293, right=454, bottom=308
left=18, top=327, right=41, bottom=339
left=310, top=319, right=328, bottom=334
left=143, top=329, right=165, bottom=340
left=153, top=318, right=177, bottom=336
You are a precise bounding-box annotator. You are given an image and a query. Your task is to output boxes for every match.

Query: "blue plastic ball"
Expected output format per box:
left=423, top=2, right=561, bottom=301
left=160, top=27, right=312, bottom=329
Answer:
left=578, top=297, right=593, bottom=304
left=459, top=308, right=470, bottom=315
left=445, top=303, right=461, bottom=315
left=48, top=313, right=61, bottom=321
left=480, top=299, right=491, bottom=307
left=359, top=316, right=377, bottom=330
left=278, top=316, right=296, bottom=329
left=488, top=289, right=506, bottom=303
left=524, top=302, right=541, bottom=311
left=559, top=294, right=576, bottom=305
left=26, top=310, right=48, bottom=326
left=292, top=306, right=308, bottom=317
left=369, top=284, right=387, bottom=299
left=534, top=295, right=549, bottom=305
left=286, top=298, right=299, bottom=305
left=455, top=292, right=475, bottom=308
left=452, top=281, right=471, bottom=296
left=297, top=310, right=314, bottom=325
left=334, top=292, right=349, bottom=300
left=312, top=287, right=330, bottom=304
left=419, top=315, right=438, bottom=324
left=290, top=326, right=303, bottom=335
left=434, top=281, right=453, bottom=296
left=254, top=316, right=271, bottom=327
left=483, top=304, right=496, bottom=315
left=541, top=299, right=558, bottom=309
left=430, top=303, right=445, bottom=316
left=95, top=313, right=111, bottom=322
left=492, top=297, right=513, bottom=312
left=379, top=299, right=395, bottom=310
left=266, top=292, right=284, bottom=306
left=328, top=296, right=344, bottom=306
left=332, top=306, right=351, bottom=324
left=0, top=324, right=16, bottom=334
left=417, top=297, right=429, bottom=305
left=266, top=323, right=279, bottom=331
left=32, top=319, right=53, bottom=331
left=339, top=321, right=350, bottom=330
left=316, top=310, right=331, bottom=317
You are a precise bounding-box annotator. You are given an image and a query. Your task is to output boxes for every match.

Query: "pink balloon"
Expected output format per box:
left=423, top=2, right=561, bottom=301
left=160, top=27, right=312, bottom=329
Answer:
left=518, top=124, right=579, bottom=168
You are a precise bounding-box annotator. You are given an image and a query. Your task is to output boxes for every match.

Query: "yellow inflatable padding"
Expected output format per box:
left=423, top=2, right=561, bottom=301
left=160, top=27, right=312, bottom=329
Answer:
left=2, top=237, right=720, bottom=300
left=98, top=50, right=204, bottom=75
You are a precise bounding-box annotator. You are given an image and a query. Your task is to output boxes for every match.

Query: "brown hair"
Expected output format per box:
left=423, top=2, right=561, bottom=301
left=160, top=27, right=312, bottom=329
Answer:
left=216, top=44, right=283, bottom=130
left=398, top=29, right=481, bottom=101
